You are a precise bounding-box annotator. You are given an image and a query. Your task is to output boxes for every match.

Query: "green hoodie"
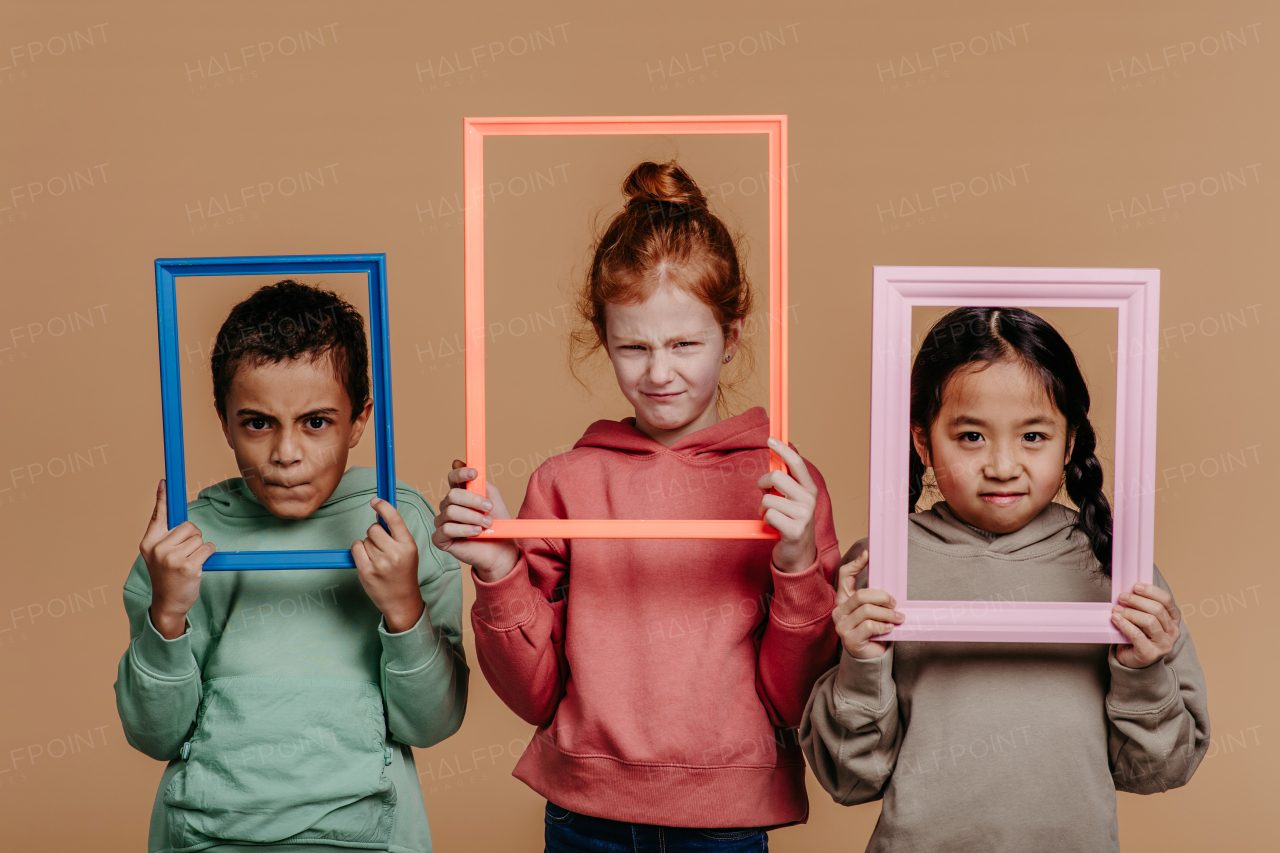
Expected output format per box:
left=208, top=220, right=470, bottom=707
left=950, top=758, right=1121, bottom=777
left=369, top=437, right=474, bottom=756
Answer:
left=114, top=467, right=467, bottom=853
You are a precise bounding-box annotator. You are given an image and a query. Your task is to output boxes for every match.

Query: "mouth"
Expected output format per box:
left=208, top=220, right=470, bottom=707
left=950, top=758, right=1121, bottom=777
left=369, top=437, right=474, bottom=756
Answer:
left=643, top=391, right=684, bottom=402
left=263, top=480, right=311, bottom=491
left=980, top=493, right=1026, bottom=507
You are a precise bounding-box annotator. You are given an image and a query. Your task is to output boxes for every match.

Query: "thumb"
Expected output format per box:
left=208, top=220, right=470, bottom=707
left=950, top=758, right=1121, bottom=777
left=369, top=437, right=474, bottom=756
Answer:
left=836, top=557, right=861, bottom=599
left=151, top=479, right=169, bottom=529
left=142, top=479, right=169, bottom=549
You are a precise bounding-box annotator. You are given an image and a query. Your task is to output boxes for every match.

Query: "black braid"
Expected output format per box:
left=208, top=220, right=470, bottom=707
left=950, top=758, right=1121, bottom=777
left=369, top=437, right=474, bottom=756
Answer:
left=1064, top=419, right=1113, bottom=576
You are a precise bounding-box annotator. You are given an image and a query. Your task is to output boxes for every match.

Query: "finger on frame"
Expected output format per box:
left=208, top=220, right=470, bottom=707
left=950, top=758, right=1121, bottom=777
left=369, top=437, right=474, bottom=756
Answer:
left=767, top=437, right=816, bottom=490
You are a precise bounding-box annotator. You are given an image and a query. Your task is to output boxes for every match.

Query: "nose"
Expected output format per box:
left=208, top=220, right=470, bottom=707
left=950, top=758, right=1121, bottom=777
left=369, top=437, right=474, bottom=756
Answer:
left=646, top=349, right=675, bottom=386
left=983, top=442, right=1023, bottom=482
left=271, top=424, right=305, bottom=470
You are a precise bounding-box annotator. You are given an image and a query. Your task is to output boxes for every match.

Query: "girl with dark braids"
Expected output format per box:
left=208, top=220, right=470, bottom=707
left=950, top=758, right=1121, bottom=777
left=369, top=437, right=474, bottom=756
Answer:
left=801, top=307, right=1210, bottom=853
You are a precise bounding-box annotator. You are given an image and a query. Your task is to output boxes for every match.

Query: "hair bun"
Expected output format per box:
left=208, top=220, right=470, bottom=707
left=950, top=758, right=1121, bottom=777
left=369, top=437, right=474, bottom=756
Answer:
left=622, top=161, right=708, bottom=210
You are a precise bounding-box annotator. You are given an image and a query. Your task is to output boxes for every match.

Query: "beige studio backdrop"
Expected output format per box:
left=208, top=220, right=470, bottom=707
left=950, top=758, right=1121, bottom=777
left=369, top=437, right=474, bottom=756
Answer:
left=0, top=1, right=1274, bottom=850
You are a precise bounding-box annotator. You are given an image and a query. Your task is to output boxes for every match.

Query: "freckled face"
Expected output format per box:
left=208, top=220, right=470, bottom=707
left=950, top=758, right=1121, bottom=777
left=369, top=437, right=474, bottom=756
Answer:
left=914, top=359, right=1074, bottom=534
left=218, top=357, right=372, bottom=519
left=603, top=285, right=741, bottom=448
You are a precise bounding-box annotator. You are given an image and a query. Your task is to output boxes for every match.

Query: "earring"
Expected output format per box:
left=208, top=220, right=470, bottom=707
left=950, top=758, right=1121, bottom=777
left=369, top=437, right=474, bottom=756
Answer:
left=724, top=353, right=732, bottom=363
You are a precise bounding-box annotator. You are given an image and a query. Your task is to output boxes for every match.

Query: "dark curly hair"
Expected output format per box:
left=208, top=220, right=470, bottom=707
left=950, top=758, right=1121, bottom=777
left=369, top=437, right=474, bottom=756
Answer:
left=210, top=280, right=369, bottom=421
left=909, top=306, right=1113, bottom=576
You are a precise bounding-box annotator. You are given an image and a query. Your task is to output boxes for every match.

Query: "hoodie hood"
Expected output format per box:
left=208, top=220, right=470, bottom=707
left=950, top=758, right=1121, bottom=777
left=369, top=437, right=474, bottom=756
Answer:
left=573, top=406, right=771, bottom=458
left=196, top=466, right=380, bottom=519
left=910, top=500, right=1085, bottom=561
left=906, top=500, right=1108, bottom=601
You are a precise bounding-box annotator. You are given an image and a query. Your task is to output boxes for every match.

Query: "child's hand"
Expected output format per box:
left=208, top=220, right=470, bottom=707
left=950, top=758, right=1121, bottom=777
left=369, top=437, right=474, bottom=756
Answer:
left=431, top=461, right=521, bottom=584
left=832, top=549, right=903, bottom=660
left=353, top=499, right=425, bottom=634
left=1112, top=581, right=1182, bottom=668
left=758, top=437, right=819, bottom=574
left=140, top=479, right=215, bottom=640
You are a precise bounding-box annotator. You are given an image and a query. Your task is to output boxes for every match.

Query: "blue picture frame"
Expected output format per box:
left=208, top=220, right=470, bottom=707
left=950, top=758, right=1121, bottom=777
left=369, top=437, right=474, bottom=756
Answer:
left=155, top=253, right=394, bottom=571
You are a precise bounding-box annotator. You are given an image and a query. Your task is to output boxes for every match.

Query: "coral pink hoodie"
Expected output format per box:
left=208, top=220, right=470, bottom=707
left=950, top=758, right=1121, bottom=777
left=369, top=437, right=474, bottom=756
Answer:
left=470, top=407, right=840, bottom=828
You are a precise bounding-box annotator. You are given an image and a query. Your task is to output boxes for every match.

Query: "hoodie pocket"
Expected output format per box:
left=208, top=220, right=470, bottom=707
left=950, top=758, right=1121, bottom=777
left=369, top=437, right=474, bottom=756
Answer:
left=163, top=676, right=396, bottom=851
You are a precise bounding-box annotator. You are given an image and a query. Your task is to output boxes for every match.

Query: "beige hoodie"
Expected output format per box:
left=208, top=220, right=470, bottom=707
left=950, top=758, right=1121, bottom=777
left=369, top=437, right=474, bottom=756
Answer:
left=800, top=502, right=1209, bottom=853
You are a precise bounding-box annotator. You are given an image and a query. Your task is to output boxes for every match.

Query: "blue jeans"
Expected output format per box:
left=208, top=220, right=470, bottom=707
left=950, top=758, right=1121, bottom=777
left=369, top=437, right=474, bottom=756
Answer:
left=544, top=801, right=769, bottom=852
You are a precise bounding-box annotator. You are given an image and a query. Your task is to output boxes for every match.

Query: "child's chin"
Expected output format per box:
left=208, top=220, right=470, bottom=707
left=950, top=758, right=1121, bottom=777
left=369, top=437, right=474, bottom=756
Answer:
left=641, top=406, right=698, bottom=430
left=265, top=501, right=320, bottom=520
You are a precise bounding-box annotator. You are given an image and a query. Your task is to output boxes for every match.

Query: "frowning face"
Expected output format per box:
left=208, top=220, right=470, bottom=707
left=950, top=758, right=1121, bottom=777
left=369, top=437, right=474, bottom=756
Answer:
left=603, top=285, right=741, bottom=447
left=218, top=356, right=372, bottom=518
left=914, top=359, right=1073, bottom=534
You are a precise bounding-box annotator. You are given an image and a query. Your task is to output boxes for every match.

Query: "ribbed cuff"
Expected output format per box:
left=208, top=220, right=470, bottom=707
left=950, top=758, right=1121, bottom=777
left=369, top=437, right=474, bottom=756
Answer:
left=1107, top=648, right=1179, bottom=711
left=471, top=556, right=541, bottom=629
left=768, top=556, right=835, bottom=626
left=833, top=647, right=896, bottom=712
left=378, top=606, right=442, bottom=674
left=133, top=613, right=197, bottom=677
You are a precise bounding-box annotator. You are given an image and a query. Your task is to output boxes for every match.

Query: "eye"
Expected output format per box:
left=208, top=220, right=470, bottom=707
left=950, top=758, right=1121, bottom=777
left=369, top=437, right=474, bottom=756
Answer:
left=958, top=432, right=983, bottom=443
left=306, top=417, right=329, bottom=430
left=1023, top=432, right=1047, bottom=443
left=674, top=341, right=699, bottom=348
left=243, top=418, right=269, bottom=431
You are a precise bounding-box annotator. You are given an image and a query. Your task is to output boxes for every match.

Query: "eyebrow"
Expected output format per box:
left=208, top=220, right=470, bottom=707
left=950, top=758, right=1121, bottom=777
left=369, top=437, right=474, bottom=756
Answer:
left=235, top=407, right=342, bottom=420
left=949, top=415, right=1057, bottom=428
left=612, top=333, right=711, bottom=345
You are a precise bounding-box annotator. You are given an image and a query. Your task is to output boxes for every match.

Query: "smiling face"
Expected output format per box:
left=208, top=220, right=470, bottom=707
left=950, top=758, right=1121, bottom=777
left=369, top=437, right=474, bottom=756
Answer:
left=914, top=358, right=1074, bottom=535
left=218, top=356, right=372, bottom=519
left=602, top=284, right=742, bottom=447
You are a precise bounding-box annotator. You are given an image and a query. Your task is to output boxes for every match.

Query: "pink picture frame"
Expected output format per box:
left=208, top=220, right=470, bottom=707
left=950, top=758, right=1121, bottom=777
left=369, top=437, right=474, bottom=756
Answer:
left=462, top=115, right=788, bottom=539
left=868, top=266, right=1160, bottom=643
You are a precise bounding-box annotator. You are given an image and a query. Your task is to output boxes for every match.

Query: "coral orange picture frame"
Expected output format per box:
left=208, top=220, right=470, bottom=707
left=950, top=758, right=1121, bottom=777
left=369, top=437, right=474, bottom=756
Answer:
left=867, top=266, right=1160, bottom=643
left=463, top=116, right=788, bottom=539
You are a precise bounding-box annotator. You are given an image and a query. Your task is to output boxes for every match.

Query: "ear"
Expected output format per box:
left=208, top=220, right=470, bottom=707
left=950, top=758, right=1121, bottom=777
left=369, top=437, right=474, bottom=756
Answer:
left=218, top=408, right=234, bottom=450
left=348, top=399, right=374, bottom=448
left=723, top=317, right=744, bottom=359
left=911, top=426, right=931, bottom=468
left=1065, top=427, right=1077, bottom=462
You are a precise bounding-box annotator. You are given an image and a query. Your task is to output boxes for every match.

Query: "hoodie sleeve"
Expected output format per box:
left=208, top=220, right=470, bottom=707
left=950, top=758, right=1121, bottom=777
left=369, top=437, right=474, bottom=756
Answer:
left=1106, top=566, right=1210, bottom=793
left=800, top=539, right=903, bottom=803
left=800, top=646, right=902, bottom=805
left=378, top=490, right=469, bottom=748
left=469, top=468, right=570, bottom=727
left=114, top=556, right=203, bottom=761
left=754, top=456, right=841, bottom=727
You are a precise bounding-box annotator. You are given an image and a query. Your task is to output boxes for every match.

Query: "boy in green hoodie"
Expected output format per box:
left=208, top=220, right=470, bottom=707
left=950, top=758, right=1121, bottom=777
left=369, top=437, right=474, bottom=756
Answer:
left=115, top=280, right=467, bottom=853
